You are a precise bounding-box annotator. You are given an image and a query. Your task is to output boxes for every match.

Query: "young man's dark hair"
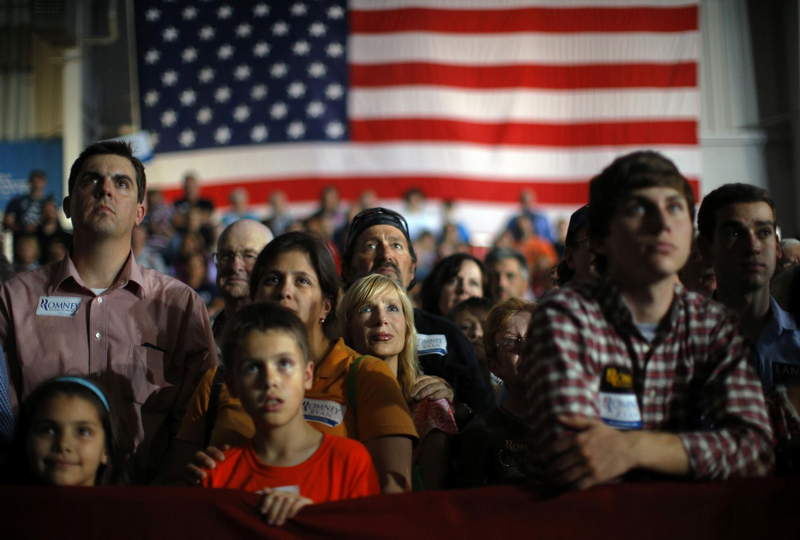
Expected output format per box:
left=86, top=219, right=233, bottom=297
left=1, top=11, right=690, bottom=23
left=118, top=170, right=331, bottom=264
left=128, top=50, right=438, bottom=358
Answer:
left=588, top=151, right=695, bottom=273
left=697, top=183, right=776, bottom=242
left=67, top=141, right=147, bottom=204
left=223, top=302, right=311, bottom=369
left=484, top=248, right=529, bottom=278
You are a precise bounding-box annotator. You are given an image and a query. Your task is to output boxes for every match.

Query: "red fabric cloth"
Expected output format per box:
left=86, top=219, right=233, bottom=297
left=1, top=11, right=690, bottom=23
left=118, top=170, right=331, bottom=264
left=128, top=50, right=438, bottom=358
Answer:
left=2, top=479, right=799, bottom=539
left=201, top=434, right=380, bottom=503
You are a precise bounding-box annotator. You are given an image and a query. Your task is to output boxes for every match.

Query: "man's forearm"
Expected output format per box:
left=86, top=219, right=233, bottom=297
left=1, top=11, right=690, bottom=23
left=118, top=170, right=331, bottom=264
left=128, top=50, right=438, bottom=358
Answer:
left=628, top=430, right=690, bottom=476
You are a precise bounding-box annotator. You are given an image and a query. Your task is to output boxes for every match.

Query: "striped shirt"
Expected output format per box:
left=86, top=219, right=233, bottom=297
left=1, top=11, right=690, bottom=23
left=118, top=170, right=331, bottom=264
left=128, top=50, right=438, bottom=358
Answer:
left=521, top=279, right=774, bottom=485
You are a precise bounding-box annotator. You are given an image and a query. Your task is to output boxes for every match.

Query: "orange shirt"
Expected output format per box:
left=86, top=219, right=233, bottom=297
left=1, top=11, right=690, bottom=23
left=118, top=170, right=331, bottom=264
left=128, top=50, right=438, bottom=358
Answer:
left=178, top=339, right=418, bottom=449
left=201, top=434, right=381, bottom=503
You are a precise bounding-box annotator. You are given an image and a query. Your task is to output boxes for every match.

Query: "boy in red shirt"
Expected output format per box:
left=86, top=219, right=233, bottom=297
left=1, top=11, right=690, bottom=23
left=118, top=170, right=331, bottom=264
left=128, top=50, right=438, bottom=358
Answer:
left=201, top=302, right=380, bottom=525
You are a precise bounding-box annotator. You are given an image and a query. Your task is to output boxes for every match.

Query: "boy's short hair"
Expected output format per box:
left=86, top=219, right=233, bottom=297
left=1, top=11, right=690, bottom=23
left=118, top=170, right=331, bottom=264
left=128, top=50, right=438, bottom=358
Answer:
left=483, top=297, right=535, bottom=359
left=223, top=302, right=311, bottom=369
left=588, top=151, right=695, bottom=273
left=697, top=183, right=776, bottom=242
left=449, top=296, right=494, bottom=320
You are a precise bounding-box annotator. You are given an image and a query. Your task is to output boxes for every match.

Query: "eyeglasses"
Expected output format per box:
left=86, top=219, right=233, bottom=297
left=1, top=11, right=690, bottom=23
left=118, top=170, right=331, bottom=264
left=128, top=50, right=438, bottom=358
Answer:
left=496, top=335, right=528, bottom=353
left=213, top=250, right=259, bottom=267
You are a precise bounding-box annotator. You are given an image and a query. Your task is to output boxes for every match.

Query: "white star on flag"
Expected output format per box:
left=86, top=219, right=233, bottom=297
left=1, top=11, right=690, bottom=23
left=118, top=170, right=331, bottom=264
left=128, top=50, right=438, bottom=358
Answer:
left=179, top=89, right=197, bottom=106
left=287, top=121, right=306, bottom=139
left=181, top=47, right=198, bottom=63
left=161, top=70, right=178, bottom=86
left=182, top=6, right=197, bottom=20
left=199, top=26, right=215, bottom=41
left=324, top=83, right=343, bottom=100
left=160, top=109, right=177, bottom=127
left=293, top=41, right=311, bottom=56
left=198, top=67, right=215, bottom=84
left=214, top=126, right=232, bottom=144
left=326, top=43, right=343, bottom=58
left=250, top=85, right=268, bottom=100
left=145, top=49, right=160, bottom=64
left=270, top=102, right=288, bottom=119
left=163, top=26, right=179, bottom=42
left=325, top=121, right=345, bottom=139
left=251, top=124, right=268, bottom=142
left=236, top=23, right=252, bottom=38
left=291, top=3, right=308, bottom=16
left=253, top=42, right=270, bottom=57
left=287, top=81, right=306, bottom=99
left=179, top=129, right=196, bottom=147
left=272, top=21, right=289, bottom=36
left=253, top=4, right=269, bottom=17
left=196, top=107, right=213, bottom=124
left=218, top=44, right=235, bottom=60
left=144, top=90, right=159, bottom=107
left=233, top=105, right=251, bottom=122
left=306, top=101, right=325, bottom=118
left=308, top=62, right=326, bottom=78
left=270, top=63, right=288, bottom=78
left=327, top=6, right=344, bottom=19
left=217, top=5, right=233, bottom=20
left=309, top=22, right=327, bottom=37
left=215, top=86, right=232, bottom=103
left=145, top=8, right=160, bottom=22
left=234, top=64, right=251, bottom=81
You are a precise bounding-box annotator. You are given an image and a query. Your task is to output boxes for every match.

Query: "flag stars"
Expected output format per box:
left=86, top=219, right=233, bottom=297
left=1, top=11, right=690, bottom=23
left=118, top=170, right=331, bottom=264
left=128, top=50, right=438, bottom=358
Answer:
left=198, top=67, right=215, bottom=84
left=251, top=124, right=268, bottom=142
left=182, top=6, right=198, bottom=20
left=145, top=49, right=160, bottom=64
left=199, top=26, right=215, bottom=40
left=160, top=109, right=177, bottom=127
left=290, top=3, right=307, bottom=16
left=145, top=8, right=161, bottom=22
left=217, top=5, right=233, bottom=20
left=179, top=129, right=196, bottom=148
left=309, top=22, right=327, bottom=37
left=218, top=44, right=235, bottom=60
left=253, top=42, right=270, bottom=58
left=287, top=81, right=306, bottom=99
left=272, top=21, right=289, bottom=36
left=270, top=102, right=288, bottom=120
left=197, top=107, right=213, bottom=124
left=293, top=40, right=311, bottom=56
left=144, top=90, right=159, bottom=107
left=287, top=122, right=306, bottom=139
left=253, top=4, right=269, bottom=17
left=233, top=105, right=251, bottom=122
left=325, top=83, right=343, bottom=100
left=161, top=70, right=179, bottom=86
left=214, top=126, right=232, bottom=145
left=250, top=84, right=268, bottom=100
left=162, top=26, right=179, bottom=42
left=326, top=42, right=344, bottom=58
left=235, top=23, right=252, bottom=38
left=327, top=5, right=344, bottom=19
left=326, top=121, right=345, bottom=139
left=215, top=86, right=232, bottom=103
left=181, top=47, right=198, bottom=63
left=179, top=89, right=197, bottom=107
left=306, top=101, right=325, bottom=118
left=234, top=64, right=251, bottom=81
left=308, top=62, right=326, bottom=78
left=270, top=63, right=288, bottom=78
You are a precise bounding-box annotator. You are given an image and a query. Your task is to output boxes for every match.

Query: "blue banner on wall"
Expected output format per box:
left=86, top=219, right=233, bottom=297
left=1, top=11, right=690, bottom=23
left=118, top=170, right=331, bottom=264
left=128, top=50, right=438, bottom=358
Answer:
left=0, top=139, right=63, bottom=212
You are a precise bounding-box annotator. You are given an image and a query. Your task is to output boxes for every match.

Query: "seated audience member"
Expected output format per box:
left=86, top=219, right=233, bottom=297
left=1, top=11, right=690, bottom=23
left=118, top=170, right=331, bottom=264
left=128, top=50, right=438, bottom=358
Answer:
left=210, top=219, right=273, bottom=350
left=4, top=169, right=48, bottom=247
left=697, top=184, right=800, bottom=467
left=263, top=190, right=292, bottom=237
left=339, top=274, right=458, bottom=490
left=678, top=234, right=716, bottom=298
left=341, top=208, right=496, bottom=417
left=172, top=173, right=215, bottom=230
left=556, top=205, right=597, bottom=288
left=521, top=151, right=774, bottom=493
left=4, top=376, right=127, bottom=486
left=776, top=238, right=800, bottom=276
left=36, top=198, right=72, bottom=265
left=220, top=188, right=258, bottom=227
left=184, top=252, right=221, bottom=311
left=449, top=297, right=499, bottom=398
left=131, top=224, right=168, bottom=274
left=516, top=215, right=558, bottom=275
left=403, top=188, right=440, bottom=241
left=507, top=188, right=556, bottom=245
left=485, top=247, right=532, bottom=302
left=454, top=298, right=534, bottom=487
left=199, top=303, right=379, bottom=526
left=421, top=253, right=486, bottom=318
left=12, top=234, right=40, bottom=273
left=0, top=141, right=218, bottom=483
left=178, top=232, right=417, bottom=493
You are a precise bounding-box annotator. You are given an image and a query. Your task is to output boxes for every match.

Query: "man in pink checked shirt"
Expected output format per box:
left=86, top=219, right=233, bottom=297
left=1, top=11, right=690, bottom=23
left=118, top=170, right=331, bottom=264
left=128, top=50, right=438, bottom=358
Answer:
left=520, top=151, right=773, bottom=493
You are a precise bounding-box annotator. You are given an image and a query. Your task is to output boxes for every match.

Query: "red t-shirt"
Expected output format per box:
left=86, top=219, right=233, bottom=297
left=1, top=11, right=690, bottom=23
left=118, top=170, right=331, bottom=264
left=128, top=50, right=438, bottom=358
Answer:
left=201, top=433, right=381, bottom=503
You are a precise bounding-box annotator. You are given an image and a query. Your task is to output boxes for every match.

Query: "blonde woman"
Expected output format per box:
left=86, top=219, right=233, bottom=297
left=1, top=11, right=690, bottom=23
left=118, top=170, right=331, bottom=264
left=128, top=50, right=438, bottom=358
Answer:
left=338, top=274, right=458, bottom=490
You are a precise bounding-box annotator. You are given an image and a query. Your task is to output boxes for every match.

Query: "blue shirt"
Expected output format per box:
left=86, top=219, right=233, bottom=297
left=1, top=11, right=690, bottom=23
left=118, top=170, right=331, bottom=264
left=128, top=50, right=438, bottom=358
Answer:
left=755, top=297, right=800, bottom=391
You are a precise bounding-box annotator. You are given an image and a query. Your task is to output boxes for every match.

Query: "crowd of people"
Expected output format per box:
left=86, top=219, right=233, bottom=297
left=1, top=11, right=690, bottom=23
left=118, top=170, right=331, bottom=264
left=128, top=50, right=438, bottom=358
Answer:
left=0, top=141, right=799, bottom=526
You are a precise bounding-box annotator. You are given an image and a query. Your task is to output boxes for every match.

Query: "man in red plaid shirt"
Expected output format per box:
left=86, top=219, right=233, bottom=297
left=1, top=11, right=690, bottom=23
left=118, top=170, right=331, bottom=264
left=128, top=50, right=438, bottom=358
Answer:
left=521, top=151, right=774, bottom=492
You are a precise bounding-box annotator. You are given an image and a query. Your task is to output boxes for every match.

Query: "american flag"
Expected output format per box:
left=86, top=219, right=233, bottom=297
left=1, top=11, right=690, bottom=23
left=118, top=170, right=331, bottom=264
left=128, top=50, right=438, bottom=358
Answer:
left=134, top=0, right=699, bottom=233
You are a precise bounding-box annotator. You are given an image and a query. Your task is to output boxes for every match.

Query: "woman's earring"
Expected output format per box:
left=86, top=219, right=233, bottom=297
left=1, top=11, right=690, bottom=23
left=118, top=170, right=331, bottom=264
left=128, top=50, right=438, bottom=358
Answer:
left=320, top=317, right=326, bottom=324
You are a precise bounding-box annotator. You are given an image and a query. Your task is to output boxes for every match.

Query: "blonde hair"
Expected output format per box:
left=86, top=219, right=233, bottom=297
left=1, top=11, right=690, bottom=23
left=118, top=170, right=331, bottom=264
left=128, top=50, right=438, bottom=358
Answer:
left=337, top=274, right=420, bottom=400
left=484, top=297, right=536, bottom=359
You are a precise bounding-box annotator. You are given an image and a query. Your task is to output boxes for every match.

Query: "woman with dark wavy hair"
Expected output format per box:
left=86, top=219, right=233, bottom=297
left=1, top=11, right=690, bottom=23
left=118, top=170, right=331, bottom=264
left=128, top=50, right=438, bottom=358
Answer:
left=421, top=253, right=486, bottom=317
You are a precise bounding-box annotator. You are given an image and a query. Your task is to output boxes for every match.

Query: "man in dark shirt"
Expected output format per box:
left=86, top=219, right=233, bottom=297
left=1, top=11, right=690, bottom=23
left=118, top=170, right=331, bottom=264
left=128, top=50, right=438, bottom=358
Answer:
left=342, top=208, right=496, bottom=416
left=4, top=169, right=49, bottom=249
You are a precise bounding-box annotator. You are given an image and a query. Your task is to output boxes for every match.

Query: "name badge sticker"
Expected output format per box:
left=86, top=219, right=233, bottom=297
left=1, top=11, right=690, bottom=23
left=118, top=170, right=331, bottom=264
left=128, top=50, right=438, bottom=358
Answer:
left=303, top=398, right=345, bottom=427
left=418, top=333, right=447, bottom=356
left=772, top=361, right=800, bottom=386
left=598, top=366, right=642, bottom=430
left=36, top=296, right=82, bottom=317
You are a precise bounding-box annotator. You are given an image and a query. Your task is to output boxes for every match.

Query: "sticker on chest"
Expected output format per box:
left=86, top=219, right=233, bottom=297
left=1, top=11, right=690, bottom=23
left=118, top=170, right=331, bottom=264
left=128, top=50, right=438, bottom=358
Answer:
left=303, top=398, right=345, bottom=427
left=36, top=296, right=82, bottom=317
left=598, top=366, right=642, bottom=430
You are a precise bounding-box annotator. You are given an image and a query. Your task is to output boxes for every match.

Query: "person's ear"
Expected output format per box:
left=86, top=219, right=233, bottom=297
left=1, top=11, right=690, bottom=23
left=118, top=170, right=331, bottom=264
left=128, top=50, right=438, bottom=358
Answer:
left=62, top=196, right=71, bottom=219
left=487, top=355, right=502, bottom=380
left=101, top=449, right=108, bottom=465
left=321, top=296, right=332, bottom=323
left=304, top=361, right=314, bottom=391
left=135, top=201, right=146, bottom=226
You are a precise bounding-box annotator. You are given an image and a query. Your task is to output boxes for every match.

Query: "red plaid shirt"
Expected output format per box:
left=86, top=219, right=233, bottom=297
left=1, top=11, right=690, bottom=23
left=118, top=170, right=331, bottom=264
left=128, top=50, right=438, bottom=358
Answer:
left=521, top=279, right=774, bottom=484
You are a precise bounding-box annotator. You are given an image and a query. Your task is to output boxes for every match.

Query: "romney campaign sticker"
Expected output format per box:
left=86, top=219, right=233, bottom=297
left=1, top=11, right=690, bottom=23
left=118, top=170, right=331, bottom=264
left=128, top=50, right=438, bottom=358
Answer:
left=598, top=366, right=642, bottom=430
left=36, top=296, right=82, bottom=317
left=418, top=334, right=447, bottom=356
left=303, top=399, right=345, bottom=427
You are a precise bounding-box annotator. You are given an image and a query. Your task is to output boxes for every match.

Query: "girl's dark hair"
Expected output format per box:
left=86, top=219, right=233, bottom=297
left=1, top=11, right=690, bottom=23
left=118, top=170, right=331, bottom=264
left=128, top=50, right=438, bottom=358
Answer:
left=421, top=253, right=486, bottom=315
left=249, top=231, right=340, bottom=336
left=4, top=377, right=128, bottom=486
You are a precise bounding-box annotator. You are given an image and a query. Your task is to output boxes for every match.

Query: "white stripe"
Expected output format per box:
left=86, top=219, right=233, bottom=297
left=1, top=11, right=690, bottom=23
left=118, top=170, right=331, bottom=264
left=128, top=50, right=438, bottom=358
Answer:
left=145, top=143, right=699, bottom=186
left=349, top=87, right=699, bottom=121
left=351, top=0, right=697, bottom=9
left=348, top=32, right=698, bottom=65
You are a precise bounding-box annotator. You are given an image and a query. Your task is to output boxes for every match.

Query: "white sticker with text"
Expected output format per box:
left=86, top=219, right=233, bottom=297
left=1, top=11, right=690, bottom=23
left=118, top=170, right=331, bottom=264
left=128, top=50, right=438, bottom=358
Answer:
left=36, top=296, right=82, bottom=317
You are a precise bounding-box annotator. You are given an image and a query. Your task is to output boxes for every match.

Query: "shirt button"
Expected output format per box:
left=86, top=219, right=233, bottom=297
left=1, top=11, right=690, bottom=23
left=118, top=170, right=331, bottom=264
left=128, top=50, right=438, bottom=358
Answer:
left=95, top=332, right=101, bottom=340
left=94, top=371, right=102, bottom=377
left=97, top=297, right=103, bottom=304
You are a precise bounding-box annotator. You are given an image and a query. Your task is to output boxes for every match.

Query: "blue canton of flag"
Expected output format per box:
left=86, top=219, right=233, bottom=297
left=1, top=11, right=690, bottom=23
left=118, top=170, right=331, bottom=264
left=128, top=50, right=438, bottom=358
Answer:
left=134, top=1, right=348, bottom=154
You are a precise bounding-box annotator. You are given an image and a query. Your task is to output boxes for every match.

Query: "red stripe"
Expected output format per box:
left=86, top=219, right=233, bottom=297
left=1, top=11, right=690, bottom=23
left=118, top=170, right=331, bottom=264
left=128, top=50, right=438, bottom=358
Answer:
left=350, top=6, right=698, bottom=34
left=350, top=62, right=697, bottom=90
left=350, top=119, right=698, bottom=146
left=161, top=176, right=699, bottom=207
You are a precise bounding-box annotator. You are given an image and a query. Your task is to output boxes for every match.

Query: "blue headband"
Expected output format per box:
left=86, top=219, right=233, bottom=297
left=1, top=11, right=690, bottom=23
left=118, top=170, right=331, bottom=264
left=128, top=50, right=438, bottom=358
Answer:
left=55, top=377, right=110, bottom=412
